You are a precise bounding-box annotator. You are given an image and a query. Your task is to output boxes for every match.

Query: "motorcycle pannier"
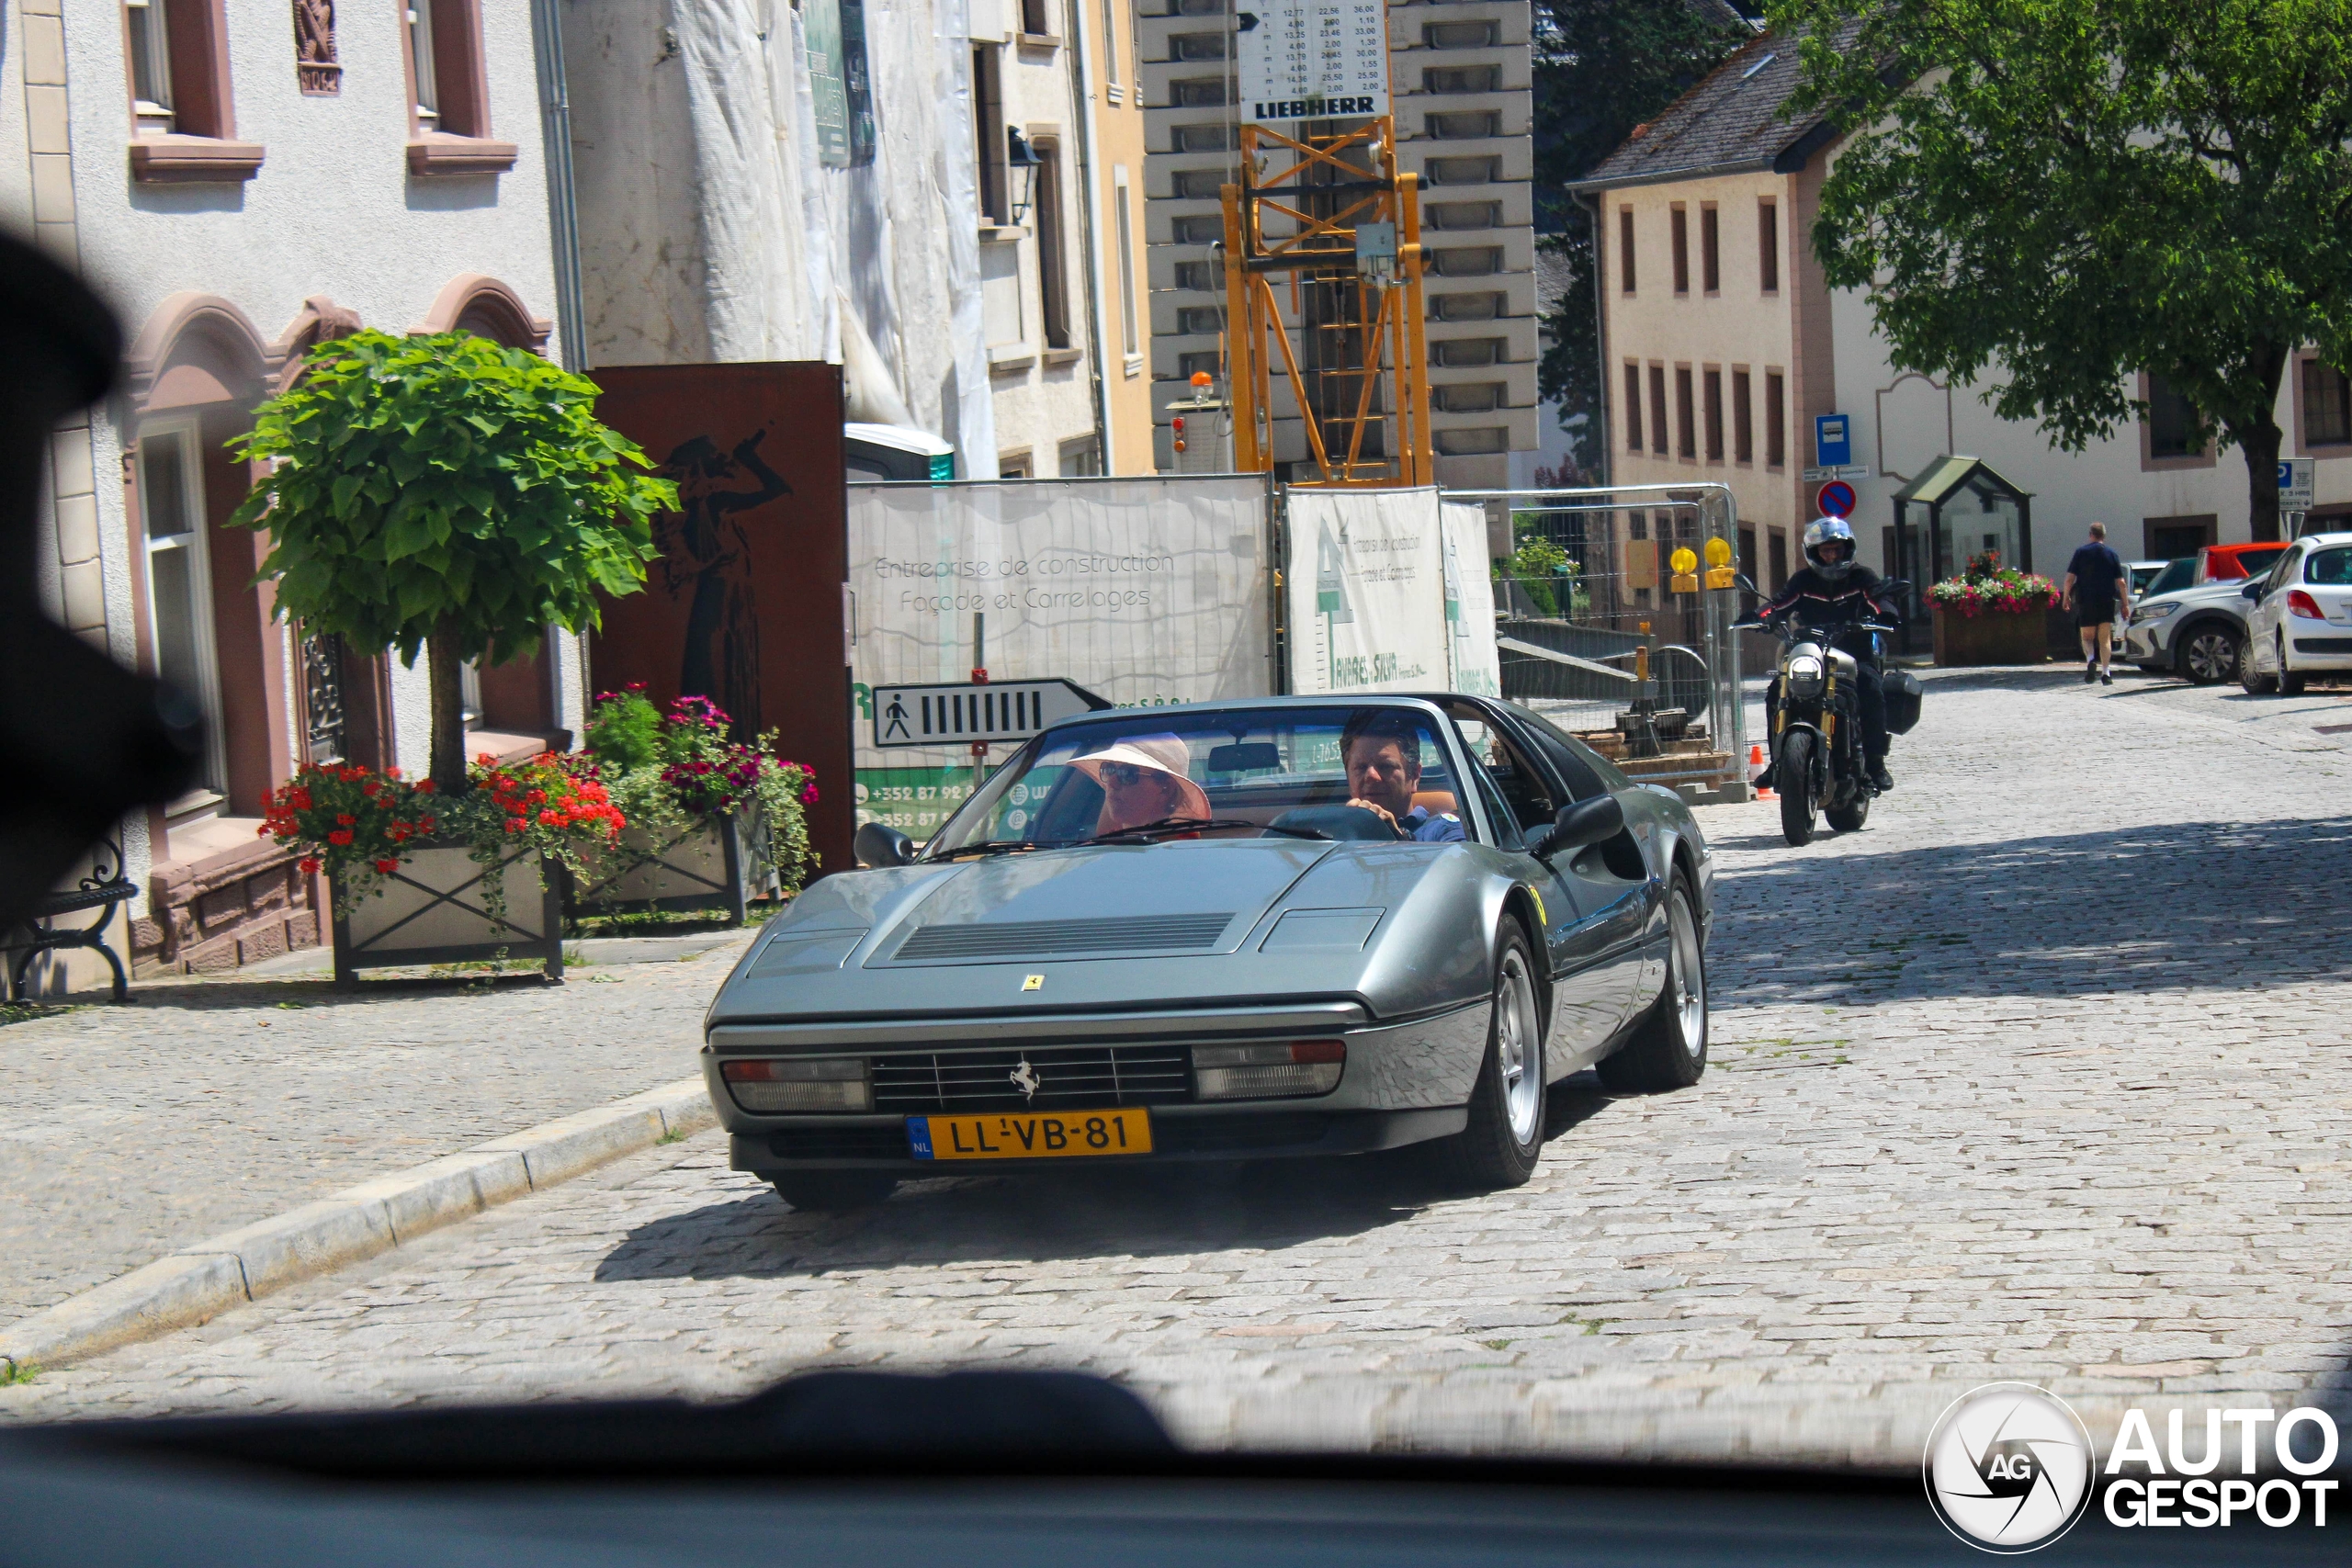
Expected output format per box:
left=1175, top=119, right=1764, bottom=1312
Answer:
left=1883, top=668, right=1924, bottom=734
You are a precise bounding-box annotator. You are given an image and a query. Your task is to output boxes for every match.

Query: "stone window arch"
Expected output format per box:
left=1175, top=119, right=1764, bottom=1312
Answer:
left=413, top=273, right=551, bottom=354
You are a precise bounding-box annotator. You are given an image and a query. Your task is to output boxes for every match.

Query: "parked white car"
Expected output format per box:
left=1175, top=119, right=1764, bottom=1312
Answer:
left=2239, top=531, right=2352, bottom=694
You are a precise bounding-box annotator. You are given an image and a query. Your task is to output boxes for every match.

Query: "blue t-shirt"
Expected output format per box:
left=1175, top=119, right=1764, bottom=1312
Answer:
left=1401, top=805, right=1466, bottom=843
left=2067, top=542, right=2126, bottom=607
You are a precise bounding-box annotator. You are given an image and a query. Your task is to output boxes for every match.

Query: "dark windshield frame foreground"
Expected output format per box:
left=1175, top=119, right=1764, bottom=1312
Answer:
left=919, top=700, right=1486, bottom=855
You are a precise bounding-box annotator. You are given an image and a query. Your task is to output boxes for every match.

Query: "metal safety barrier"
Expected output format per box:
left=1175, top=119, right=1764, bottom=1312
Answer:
left=1444, top=484, right=1748, bottom=786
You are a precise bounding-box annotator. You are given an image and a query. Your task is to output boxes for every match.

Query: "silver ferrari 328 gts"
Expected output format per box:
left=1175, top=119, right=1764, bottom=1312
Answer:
left=701, top=694, right=1714, bottom=1210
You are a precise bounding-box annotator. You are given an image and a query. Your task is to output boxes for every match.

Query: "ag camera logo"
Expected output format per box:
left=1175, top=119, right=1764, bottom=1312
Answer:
left=1923, top=1383, right=2096, bottom=1552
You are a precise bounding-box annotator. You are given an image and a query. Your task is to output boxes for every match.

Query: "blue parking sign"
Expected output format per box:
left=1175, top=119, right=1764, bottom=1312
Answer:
left=1815, top=413, right=1851, bottom=468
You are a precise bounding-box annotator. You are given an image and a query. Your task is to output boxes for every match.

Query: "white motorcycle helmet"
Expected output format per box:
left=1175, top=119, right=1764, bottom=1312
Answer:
left=1803, top=516, right=1859, bottom=581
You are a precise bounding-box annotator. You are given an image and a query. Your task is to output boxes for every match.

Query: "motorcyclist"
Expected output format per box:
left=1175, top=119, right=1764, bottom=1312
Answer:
left=1758, top=517, right=1897, bottom=793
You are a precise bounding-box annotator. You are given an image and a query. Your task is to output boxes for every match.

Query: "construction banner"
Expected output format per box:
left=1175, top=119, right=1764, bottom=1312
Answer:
left=1283, top=489, right=1449, bottom=694
left=846, top=476, right=1276, bottom=836
left=1442, top=501, right=1503, bottom=698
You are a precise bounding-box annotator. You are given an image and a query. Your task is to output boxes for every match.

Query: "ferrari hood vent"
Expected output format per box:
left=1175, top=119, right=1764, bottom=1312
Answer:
left=893, top=912, right=1235, bottom=961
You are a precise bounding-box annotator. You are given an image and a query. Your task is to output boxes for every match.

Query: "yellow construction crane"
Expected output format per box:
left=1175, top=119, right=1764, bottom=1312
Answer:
left=1219, top=115, right=1433, bottom=489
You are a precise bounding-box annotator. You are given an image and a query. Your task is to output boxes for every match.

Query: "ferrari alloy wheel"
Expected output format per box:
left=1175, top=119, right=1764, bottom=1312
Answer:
left=1430, top=923, right=1545, bottom=1190
left=1597, top=874, right=1709, bottom=1094
left=2180, top=626, right=2236, bottom=684
left=769, top=1172, right=899, bottom=1212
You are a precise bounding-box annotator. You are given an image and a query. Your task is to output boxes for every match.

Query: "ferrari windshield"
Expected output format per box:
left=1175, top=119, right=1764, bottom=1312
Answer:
left=925, top=705, right=1471, bottom=852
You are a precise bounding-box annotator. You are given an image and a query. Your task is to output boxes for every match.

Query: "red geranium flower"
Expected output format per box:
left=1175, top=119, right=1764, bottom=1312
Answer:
left=374, top=858, right=398, bottom=874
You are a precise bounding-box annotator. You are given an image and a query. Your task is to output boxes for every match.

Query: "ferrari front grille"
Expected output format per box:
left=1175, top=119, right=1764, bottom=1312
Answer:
left=892, top=913, right=1234, bottom=961
left=870, top=1043, right=1193, bottom=1113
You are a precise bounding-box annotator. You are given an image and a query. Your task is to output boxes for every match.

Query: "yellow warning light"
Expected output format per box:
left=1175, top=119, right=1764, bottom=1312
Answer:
left=1705, top=565, right=1737, bottom=589
left=1669, top=547, right=1698, bottom=575
left=1191, top=371, right=1214, bottom=388
left=1704, top=536, right=1733, bottom=567
left=1670, top=573, right=1702, bottom=593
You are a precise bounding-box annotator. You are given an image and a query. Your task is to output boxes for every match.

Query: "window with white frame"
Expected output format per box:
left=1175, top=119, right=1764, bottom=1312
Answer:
left=137, top=423, right=225, bottom=796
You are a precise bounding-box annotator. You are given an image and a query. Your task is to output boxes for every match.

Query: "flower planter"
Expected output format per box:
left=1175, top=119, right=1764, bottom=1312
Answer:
left=567, top=808, right=776, bottom=924
left=1932, top=606, right=2052, bottom=666
left=330, top=840, right=565, bottom=985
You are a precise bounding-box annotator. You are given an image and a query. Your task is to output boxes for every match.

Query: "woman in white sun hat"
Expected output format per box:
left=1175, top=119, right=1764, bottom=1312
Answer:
left=1067, top=735, right=1212, bottom=835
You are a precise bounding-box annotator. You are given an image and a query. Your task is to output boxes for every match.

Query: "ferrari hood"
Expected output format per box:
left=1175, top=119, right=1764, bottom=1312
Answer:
left=707, top=837, right=1479, bottom=1026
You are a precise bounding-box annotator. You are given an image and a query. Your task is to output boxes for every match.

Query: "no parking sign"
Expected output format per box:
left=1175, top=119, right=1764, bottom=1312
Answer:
left=1815, top=480, right=1857, bottom=518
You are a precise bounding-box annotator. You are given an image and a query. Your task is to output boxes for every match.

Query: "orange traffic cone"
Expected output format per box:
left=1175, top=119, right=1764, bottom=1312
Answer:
left=1748, top=743, right=1773, bottom=799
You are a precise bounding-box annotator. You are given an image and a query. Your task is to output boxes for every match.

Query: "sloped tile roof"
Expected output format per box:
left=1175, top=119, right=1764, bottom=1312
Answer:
left=1575, top=33, right=1833, bottom=191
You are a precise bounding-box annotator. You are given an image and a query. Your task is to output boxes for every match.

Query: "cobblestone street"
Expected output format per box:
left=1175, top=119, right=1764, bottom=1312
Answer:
left=8, top=666, right=2352, bottom=1463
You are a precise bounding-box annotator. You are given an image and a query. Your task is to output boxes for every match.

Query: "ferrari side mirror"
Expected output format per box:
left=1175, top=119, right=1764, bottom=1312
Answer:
left=1532, top=794, right=1624, bottom=860
left=854, top=821, right=917, bottom=868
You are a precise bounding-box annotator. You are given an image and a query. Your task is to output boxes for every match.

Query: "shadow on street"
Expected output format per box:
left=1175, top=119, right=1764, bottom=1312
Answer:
left=594, top=1077, right=1624, bottom=1283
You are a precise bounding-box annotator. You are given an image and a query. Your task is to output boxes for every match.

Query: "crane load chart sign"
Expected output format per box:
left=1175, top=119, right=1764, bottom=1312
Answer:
left=1237, top=2, right=1389, bottom=126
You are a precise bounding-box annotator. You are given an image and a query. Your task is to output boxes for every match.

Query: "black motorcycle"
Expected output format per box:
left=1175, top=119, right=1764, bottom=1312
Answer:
left=1734, top=581, right=1919, bottom=847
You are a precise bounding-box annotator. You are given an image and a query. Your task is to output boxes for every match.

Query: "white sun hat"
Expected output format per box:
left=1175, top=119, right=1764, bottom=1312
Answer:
left=1068, top=735, right=1212, bottom=822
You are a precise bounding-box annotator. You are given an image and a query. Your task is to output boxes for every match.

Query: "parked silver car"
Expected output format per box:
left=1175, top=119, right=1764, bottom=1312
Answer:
left=2123, top=576, right=2249, bottom=683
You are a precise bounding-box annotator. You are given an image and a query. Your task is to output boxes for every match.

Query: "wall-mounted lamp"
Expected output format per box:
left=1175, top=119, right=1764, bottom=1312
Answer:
left=1007, top=127, right=1045, bottom=223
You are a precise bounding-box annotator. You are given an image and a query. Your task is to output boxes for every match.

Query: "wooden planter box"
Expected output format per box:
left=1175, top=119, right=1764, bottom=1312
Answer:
left=1932, top=605, right=2052, bottom=666
left=331, top=841, right=564, bottom=985
left=567, top=809, right=775, bottom=925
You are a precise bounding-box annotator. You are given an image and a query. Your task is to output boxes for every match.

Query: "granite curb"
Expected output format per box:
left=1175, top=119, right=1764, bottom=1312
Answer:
left=0, top=1076, right=715, bottom=1379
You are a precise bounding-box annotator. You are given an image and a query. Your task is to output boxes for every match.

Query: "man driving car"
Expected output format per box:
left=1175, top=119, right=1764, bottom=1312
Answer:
left=1340, top=711, right=1466, bottom=841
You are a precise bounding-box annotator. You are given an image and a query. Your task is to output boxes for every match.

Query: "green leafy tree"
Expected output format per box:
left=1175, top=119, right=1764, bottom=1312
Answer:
left=1533, top=0, right=1751, bottom=476
left=229, top=332, right=673, bottom=793
left=1772, top=0, right=2352, bottom=541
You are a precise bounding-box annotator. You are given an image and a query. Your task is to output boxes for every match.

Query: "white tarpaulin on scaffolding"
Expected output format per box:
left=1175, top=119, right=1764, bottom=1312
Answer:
left=847, top=478, right=1276, bottom=834
left=1283, top=490, right=1452, bottom=694
left=566, top=0, right=993, bottom=469
left=1441, top=501, right=1503, bottom=698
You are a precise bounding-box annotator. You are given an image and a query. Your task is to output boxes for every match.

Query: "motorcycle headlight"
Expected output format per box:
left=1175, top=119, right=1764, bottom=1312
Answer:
left=2130, top=602, right=2178, bottom=624
left=1784, top=654, right=1826, bottom=696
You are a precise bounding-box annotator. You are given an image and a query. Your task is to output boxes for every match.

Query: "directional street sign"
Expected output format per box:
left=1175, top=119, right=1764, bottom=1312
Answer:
left=870, top=679, right=1111, bottom=750
left=1236, top=0, right=1389, bottom=126
left=1801, top=464, right=1872, bottom=483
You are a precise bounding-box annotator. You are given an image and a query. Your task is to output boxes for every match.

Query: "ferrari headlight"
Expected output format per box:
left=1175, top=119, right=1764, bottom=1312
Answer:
left=1193, top=1040, right=1345, bottom=1100
left=2131, top=602, right=2178, bottom=624
left=1783, top=654, right=1826, bottom=697
left=721, top=1056, right=873, bottom=1112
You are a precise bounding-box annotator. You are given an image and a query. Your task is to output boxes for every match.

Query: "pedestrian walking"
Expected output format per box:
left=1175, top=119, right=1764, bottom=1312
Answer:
left=2063, top=522, right=2130, bottom=685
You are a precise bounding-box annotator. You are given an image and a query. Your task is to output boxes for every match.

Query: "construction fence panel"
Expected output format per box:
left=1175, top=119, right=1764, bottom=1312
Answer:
left=1451, top=484, right=1749, bottom=796
left=1284, top=488, right=1472, bottom=695
left=846, top=475, right=1277, bottom=836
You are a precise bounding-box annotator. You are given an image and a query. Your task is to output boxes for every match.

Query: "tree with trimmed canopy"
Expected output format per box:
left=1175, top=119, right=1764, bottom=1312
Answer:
left=228, top=331, right=673, bottom=793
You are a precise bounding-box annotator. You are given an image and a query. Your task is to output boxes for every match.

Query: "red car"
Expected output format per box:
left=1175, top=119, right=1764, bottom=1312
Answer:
left=2195, top=542, right=2291, bottom=582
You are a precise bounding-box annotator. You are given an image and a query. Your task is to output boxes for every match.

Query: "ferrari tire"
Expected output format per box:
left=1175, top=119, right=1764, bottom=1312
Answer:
left=1778, top=730, right=1817, bottom=846
left=769, top=1172, right=899, bottom=1212
left=2278, top=634, right=2308, bottom=694
left=2239, top=637, right=2278, bottom=694
left=1429, top=922, right=1546, bottom=1191
left=1596, top=874, right=1710, bottom=1094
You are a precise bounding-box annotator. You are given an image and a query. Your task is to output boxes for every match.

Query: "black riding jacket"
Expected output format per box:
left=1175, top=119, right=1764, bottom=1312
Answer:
left=1761, top=565, right=1894, bottom=633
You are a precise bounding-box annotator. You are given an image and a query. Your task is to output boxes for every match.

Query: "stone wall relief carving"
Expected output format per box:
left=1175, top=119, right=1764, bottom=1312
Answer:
left=294, top=0, right=340, bottom=96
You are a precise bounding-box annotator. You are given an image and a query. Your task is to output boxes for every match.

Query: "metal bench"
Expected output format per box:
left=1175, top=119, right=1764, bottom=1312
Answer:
left=5, top=837, right=136, bottom=1003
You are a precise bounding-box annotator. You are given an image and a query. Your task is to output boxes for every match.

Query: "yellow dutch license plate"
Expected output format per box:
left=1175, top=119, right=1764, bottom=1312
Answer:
left=908, top=1108, right=1153, bottom=1161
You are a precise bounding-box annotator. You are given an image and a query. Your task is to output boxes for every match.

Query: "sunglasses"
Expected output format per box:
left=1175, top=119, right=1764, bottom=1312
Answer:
left=1100, top=761, right=1170, bottom=785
